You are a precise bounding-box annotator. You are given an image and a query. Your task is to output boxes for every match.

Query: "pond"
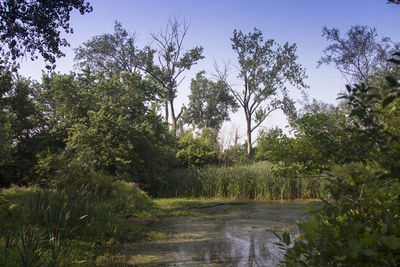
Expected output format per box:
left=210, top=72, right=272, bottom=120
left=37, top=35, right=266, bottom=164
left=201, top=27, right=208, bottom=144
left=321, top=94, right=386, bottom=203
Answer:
left=124, top=201, right=316, bottom=266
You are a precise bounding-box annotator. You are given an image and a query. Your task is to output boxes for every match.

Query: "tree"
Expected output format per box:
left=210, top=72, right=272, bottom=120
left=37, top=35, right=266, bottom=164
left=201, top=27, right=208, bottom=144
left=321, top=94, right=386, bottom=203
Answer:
left=0, top=0, right=92, bottom=67
left=0, top=70, right=45, bottom=185
left=74, top=21, right=140, bottom=73
left=0, top=68, right=13, bottom=184
left=217, top=28, right=307, bottom=158
left=144, top=17, right=204, bottom=129
left=74, top=17, right=204, bottom=129
left=37, top=71, right=173, bottom=194
left=318, top=25, right=399, bottom=84
left=183, top=71, right=238, bottom=131
left=176, top=128, right=219, bottom=168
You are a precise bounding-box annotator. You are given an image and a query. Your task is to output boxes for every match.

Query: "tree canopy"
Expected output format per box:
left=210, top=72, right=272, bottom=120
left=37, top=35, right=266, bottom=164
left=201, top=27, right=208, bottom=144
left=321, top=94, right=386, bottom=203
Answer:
left=183, top=71, right=238, bottom=131
left=318, top=25, right=399, bottom=84
left=74, top=21, right=139, bottom=73
left=145, top=17, right=204, bottom=128
left=0, top=0, right=92, bottom=67
left=217, top=28, right=307, bottom=158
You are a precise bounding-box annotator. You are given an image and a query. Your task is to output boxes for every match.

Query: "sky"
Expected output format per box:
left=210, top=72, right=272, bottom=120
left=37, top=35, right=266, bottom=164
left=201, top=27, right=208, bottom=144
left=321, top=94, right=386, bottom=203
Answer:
left=18, top=0, right=400, bottom=142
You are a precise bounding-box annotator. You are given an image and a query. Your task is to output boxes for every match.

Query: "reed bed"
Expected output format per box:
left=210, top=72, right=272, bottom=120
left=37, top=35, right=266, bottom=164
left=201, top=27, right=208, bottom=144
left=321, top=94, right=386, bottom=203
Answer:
left=0, top=182, right=153, bottom=266
left=161, top=161, right=327, bottom=199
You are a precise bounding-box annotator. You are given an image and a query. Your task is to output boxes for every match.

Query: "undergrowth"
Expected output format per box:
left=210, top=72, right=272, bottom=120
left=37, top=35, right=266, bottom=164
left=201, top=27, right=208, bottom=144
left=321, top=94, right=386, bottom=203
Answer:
left=0, top=181, right=153, bottom=266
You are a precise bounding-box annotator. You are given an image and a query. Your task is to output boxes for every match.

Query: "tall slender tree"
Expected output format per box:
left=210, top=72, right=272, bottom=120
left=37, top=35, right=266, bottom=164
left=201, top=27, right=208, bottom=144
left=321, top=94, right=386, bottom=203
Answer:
left=217, top=28, right=307, bottom=158
left=144, top=17, right=204, bottom=129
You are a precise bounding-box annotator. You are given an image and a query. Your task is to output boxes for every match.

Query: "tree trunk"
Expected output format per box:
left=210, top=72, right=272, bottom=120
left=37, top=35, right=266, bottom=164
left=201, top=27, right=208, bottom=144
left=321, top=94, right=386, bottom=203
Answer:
left=245, top=108, right=253, bottom=160
left=164, top=100, right=169, bottom=122
left=246, top=120, right=252, bottom=160
left=170, top=99, right=177, bottom=129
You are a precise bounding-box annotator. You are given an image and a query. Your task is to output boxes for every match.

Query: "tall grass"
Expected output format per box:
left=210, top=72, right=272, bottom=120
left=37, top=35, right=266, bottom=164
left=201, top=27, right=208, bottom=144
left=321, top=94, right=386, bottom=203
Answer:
left=161, top=161, right=327, bottom=200
left=0, top=181, right=153, bottom=266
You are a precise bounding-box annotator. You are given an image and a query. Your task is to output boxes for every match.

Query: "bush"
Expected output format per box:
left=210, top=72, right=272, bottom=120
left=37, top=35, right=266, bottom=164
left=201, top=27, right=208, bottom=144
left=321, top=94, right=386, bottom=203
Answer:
left=277, top=162, right=400, bottom=266
left=176, top=128, right=219, bottom=168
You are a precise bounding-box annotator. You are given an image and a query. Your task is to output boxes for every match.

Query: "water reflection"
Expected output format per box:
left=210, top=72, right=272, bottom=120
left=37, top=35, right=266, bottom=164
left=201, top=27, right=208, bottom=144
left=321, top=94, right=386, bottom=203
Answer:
left=125, top=201, right=312, bottom=266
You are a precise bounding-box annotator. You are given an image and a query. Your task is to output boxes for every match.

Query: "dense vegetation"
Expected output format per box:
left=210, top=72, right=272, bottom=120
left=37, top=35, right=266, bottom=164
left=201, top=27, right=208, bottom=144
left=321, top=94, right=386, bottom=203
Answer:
left=161, top=162, right=326, bottom=200
left=0, top=1, right=399, bottom=265
left=276, top=44, right=400, bottom=267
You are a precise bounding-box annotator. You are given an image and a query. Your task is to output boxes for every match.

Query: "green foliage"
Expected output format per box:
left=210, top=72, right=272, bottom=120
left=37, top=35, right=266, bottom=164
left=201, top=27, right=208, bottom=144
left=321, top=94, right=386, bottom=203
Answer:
left=0, top=183, right=153, bottom=266
left=183, top=71, right=238, bottom=131
left=0, top=69, right=45, bottom=185
left=176, top=128, right=219, bottom=168
left=278, top=52, right=400, bottom=266
left=0, top=0, right=93, bottom=67
left=36, top=71, right=173, bottom=195
left=75, top=21, right=139, bottom=73
left=110, top=181, right=154, bottom=216
left=219, top=27, right=307, bottom=157
left=0, top=68, right=13, bottom=183
left=255, top=102, right=367, bottom=174
left=318, top=25, right=400, bottom=84
left=255, top=128, right=294, bottom=163
left=221, top=143, right=248, bottom=166
left=278, top=163, right=400, bottom=266
left=161, top=162, right=326, bottom=199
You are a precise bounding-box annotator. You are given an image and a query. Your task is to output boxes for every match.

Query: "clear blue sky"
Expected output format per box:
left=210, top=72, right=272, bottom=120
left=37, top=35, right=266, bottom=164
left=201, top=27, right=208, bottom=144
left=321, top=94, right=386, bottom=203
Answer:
left=18, top=0, right=400, bottom=140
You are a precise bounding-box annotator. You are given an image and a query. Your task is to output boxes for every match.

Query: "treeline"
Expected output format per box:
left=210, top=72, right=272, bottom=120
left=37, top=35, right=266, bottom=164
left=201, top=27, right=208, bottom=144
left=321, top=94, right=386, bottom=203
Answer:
left=1, top=19, right=400, bottom=199
left=0, top=16, right=306, bottom=195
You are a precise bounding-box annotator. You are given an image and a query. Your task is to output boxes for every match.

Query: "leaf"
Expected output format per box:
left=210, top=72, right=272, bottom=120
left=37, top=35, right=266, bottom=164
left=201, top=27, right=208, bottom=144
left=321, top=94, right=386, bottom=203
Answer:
left=335, top=255, right=347, bottom=262
left=348, top=238, right=363, bottom=258
left=362, top=249, right=378, bottom=257
left=79, top=215, right=88, bottom=220
left=380, top=236, right=400, bottom=250
left=300, top=220, right=319, bottom=240
left=283, top=232, right=291, bottom=246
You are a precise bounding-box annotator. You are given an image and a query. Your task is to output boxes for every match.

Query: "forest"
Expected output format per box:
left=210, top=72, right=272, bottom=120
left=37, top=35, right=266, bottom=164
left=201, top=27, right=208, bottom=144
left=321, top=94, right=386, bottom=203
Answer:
left=1, top=0, right=400, bottom=266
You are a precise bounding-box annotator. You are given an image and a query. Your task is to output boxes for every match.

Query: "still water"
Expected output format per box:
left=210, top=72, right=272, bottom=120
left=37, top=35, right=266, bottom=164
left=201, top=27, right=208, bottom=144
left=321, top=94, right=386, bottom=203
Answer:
left=125, top=201, right=315, bottom=266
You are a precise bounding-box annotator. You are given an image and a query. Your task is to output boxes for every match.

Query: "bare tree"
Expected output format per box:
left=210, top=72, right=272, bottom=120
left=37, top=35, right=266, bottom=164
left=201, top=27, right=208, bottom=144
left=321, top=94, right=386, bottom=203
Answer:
left=144, top=17, right=204, bottom=129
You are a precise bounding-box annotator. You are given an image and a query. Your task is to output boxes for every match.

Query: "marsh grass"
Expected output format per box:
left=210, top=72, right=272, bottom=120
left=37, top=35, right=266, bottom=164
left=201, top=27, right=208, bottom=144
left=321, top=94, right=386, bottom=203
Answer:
left=162, top=162, right=327, bottom=200
left=0, top=182, right=154, bottom=266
